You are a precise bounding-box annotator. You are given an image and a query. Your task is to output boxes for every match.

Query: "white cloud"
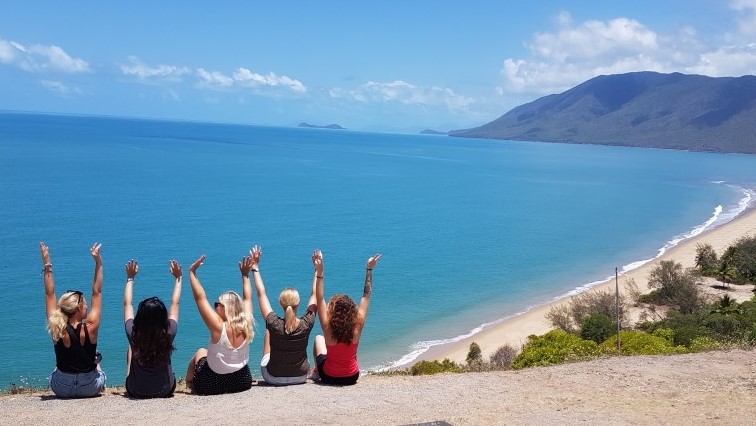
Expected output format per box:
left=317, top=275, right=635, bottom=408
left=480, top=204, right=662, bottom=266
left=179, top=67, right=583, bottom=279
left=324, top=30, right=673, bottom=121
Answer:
left=329, top=80, right=474, bottom=110
left=232, top=67, right=306, bottom=93
left=121, top=56, right=190, bottom=81
left=40, top=79, right=80, bottom=95
left=0, top=36, right=89, bottom=73
left=498, top=12, right=756, bottom=98
left=731, top=0, right=756, bottom=34
left=196, top=68, right=234, bottom=88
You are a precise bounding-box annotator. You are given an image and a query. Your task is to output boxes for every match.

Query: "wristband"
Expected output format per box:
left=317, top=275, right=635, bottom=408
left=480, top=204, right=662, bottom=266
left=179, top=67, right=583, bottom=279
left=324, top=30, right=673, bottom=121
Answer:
left=251, top=268, right=259, bottom=272
left=126, top=277, right=134, bottom=283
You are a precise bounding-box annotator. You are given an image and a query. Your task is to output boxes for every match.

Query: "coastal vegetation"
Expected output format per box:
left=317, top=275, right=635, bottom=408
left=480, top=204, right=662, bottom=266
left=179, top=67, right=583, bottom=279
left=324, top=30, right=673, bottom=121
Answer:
left=401, top=235, right=756, bottom=375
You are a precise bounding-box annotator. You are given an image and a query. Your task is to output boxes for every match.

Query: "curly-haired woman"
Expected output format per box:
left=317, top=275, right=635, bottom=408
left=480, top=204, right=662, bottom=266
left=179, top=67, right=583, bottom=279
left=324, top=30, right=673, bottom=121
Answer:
left=39, top=242, right=107, bottom=398
left=185, top=254, right=255, bottom=395
left=123, top=259, right=183, bottom=398
left=312, top=250, right=381, bottom=385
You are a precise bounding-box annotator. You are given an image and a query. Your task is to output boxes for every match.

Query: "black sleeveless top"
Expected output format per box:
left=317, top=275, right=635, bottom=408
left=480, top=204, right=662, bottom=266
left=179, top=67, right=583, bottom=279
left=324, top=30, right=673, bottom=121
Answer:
left=54, top=323, right=97, bottom=373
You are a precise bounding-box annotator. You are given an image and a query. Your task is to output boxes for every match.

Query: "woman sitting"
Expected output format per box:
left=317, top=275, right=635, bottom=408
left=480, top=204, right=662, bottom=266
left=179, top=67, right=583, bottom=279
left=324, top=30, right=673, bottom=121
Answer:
left=312, top=250, right=381, bottom=385
left=123, top=259, right=183, bottom=398
left=185, top=254, right=254, bottom=395
left=39, top=242, right=107, bottom=398
left=249, top=245, right=317, bottom=386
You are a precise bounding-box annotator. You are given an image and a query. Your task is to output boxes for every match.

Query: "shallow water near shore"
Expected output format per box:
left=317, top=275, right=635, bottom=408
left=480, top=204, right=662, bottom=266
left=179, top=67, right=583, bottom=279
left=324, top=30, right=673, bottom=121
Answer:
left=1, top=111, right=755, bottom=389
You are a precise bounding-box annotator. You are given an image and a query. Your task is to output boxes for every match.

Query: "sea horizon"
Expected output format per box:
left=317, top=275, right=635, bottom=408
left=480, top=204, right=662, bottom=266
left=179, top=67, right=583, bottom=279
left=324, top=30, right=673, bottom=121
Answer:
left=1, top=111, right=755, bottom=389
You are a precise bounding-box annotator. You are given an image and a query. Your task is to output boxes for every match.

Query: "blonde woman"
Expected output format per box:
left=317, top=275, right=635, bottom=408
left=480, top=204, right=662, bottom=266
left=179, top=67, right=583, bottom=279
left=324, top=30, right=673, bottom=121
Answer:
left=249, top=245, right=317, bottom=386
left=39, top=242, right=107, bottom=398
left=185, top=254, right=254, bottom=395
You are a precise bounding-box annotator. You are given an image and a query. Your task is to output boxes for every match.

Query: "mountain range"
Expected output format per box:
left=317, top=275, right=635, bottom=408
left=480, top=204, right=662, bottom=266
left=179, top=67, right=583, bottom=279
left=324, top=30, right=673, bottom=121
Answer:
left=451, top=72, right=756, bottom=154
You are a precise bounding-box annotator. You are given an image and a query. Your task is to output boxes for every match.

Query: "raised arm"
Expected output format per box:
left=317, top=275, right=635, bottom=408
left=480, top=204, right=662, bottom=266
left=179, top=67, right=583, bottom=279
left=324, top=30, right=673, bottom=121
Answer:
left=248, top=245, right=272, bottom=319
left=357, top=253, right=382, bottom=322
left=39, top=242, right=56, bottom=319
left=313, top=250, right=329, bottom=330
left=189, top=255, right=222, bottom=333
left=123, top=259, right=138, bottom=323
left=88, top=243, right=104, bottom=330
left=168, top=260, right=183, bottom=322
left=307, top=249, right=321, bottom=311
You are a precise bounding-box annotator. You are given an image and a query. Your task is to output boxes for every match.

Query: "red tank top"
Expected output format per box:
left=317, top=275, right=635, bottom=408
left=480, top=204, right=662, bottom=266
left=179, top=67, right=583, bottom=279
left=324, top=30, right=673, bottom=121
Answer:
left=323, top=342, right=359, bottom=377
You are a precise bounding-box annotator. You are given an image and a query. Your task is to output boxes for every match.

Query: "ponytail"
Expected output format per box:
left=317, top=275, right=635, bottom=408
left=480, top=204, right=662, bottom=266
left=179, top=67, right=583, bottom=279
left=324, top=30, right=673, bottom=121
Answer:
left=47, top=292, right=82, bottom=342
left=278, top=288, right=301, bottom=334
left=47, top=309, right=68, bottom=342
left=284, top=305, right=297, bottom=334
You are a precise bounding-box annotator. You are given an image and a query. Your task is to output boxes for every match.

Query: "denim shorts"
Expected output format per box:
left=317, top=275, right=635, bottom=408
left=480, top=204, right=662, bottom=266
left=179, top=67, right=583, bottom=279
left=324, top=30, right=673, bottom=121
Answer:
left=50, top=368, right=107, bottom=398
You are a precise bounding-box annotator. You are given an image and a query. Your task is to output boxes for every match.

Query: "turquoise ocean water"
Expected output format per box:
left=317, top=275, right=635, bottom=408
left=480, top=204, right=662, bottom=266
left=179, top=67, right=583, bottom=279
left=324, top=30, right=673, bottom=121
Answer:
left=1, top=111, right=755, bottom=389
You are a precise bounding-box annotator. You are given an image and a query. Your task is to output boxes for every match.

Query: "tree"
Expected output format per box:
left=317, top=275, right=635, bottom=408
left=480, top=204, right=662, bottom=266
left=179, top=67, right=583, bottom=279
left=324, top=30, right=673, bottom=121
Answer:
left=647, top=260, right=703, bottom=314
left=730, top=236, right=756, bottom=283
left=466, top=342, right=482, bottom=366
left=695, top=243, right=718, bottom=275
left=580, top=313, right=616, bottom=343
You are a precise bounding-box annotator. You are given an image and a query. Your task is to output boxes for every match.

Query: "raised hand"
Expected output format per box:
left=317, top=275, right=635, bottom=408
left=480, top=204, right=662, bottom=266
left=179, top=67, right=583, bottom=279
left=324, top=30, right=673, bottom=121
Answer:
left=312, top=249, right=324, bottom=275
left=39, top=242, right=51, bottom=267
left=169, top=260, right=182, bottom=279
left=249, top=245, right=262, bottom=268
left=125, top=259, right=139, bottom=279
left=238, top=255, right=255, bottom=276
left=366, top=253, right=382, bottom=270
left=90, top=242, right=103, bottom=264
left=189, top=255, right=206, bottom=274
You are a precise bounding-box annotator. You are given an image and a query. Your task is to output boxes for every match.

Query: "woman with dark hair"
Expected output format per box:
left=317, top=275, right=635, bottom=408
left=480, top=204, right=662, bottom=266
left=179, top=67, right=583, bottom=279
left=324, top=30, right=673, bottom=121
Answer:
left=312, top=250, right=381, bottom=385
left=123, top=259, right=183, bottom=398
left=185, top=254, right=255, bottom=395
left=39, top=242, right=107, bottom=398
left=249, top=245, right=318, bottom=386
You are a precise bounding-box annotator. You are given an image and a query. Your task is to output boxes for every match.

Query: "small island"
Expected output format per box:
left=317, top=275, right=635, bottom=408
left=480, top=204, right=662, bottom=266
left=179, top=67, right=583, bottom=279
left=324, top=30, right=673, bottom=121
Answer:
left=419, top=129, right=448, bottom=135
left=298, top=122, right=345, bottom=130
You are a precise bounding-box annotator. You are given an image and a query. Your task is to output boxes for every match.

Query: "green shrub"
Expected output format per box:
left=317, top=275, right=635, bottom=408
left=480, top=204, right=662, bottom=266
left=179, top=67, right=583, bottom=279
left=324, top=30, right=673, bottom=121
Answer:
left=512, top=329, right=600, bottom=369
left=466, top=342, right=482, bottom=366
left=489, top=344, right=518, bottom=369
left=729, top=235, right=756, bottom=283
left=410, top=359, right=462, bottom=375
left=547, top=289, right=629, bottom=334
left=600, top=330, right=685, bottom=355
left=688, top=336, right=719, bottom=352
left=651, top=327, right=675, bottom=345
left=580, top=313, right=616, bottom=343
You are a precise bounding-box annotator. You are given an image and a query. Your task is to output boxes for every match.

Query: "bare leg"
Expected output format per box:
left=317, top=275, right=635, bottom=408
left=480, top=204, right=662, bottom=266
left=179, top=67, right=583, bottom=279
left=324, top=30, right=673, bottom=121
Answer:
left=186, top=348, right=207, bottom=388
left=313, top=334, right=327, bottom=360
left=263, top=329, right=271, bottom=356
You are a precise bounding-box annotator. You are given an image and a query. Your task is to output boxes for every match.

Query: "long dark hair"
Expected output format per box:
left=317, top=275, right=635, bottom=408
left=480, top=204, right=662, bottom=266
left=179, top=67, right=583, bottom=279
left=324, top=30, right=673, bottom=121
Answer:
left=130, top=297, right=174, bottom=365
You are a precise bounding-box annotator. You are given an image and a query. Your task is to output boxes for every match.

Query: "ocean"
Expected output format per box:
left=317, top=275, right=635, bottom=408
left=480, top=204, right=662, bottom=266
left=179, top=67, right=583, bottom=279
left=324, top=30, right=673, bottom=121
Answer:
left=1, top=111, right=755, bottom=389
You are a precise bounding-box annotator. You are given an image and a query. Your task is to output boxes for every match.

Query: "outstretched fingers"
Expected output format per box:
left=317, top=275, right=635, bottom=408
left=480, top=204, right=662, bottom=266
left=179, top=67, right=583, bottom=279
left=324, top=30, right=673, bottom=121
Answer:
left=189, top=255, right=206, bottom=273
left=169, top=259, right=182, bottom=278
left=125, top=259, right=139, bottom=278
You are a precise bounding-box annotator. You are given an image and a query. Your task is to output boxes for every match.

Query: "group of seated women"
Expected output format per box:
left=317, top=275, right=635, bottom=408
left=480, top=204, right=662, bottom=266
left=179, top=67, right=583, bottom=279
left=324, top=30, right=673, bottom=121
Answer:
left=39, top=242, right=381, bottom=399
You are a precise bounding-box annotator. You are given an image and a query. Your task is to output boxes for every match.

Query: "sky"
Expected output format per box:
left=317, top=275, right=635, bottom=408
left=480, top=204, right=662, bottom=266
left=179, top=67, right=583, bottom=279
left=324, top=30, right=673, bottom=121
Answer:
left=1, top=1, right=755, bottom=133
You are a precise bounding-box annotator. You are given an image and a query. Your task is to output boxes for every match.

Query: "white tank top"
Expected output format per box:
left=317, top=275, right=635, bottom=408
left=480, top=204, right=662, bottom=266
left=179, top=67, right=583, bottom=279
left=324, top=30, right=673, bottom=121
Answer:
left=207, top=322, right=250, bottom=374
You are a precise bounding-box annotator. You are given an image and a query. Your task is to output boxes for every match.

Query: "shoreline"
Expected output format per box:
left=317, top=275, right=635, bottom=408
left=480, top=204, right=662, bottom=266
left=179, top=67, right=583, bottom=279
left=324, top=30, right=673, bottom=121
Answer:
left=412, top=205, right=756, bottom=366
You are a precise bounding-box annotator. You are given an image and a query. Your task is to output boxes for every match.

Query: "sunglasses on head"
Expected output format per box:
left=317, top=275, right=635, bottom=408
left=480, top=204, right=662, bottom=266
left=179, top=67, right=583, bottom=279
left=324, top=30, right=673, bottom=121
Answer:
left=214, top=302, right=223, bottom=309
left=67, top=290, right=83, bottom=304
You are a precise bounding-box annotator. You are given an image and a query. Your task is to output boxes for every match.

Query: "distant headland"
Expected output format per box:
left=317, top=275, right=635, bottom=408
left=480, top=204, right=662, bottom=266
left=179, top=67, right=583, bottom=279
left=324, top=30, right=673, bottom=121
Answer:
left=450, top=71, right=756, bottom=154
left=298, top=122, right=345, bottom=130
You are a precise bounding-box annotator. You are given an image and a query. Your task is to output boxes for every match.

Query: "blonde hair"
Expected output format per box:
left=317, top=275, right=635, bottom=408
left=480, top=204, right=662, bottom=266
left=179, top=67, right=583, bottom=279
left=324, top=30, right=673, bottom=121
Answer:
left=218, top=291, right=254, bottom=342
left=278, top=288, right=300, bottom=334
left=47, top=291, right=85, bottom=343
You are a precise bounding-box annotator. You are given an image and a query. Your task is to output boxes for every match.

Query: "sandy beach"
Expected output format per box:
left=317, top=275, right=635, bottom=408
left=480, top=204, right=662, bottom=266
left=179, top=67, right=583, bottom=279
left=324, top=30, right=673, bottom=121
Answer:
left=421, top=208, right=756, bottom=365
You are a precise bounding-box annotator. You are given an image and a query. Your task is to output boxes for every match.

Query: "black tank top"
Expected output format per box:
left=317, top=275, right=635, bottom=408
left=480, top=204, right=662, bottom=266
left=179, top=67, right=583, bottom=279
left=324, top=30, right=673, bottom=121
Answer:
left=54, top=323, right=97, bottom=373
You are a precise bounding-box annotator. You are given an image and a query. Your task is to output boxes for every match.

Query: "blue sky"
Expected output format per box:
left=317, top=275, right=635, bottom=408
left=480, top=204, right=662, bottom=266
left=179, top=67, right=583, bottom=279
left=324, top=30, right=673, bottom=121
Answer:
left=1, top=1, right=755, bottom=132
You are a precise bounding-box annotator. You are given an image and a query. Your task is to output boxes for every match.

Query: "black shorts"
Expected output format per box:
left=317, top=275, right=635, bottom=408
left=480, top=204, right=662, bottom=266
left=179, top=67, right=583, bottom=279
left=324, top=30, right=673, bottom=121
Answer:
left=193, top=357, right=253, bottom=395
left=315, top=354, right=359, bottom=386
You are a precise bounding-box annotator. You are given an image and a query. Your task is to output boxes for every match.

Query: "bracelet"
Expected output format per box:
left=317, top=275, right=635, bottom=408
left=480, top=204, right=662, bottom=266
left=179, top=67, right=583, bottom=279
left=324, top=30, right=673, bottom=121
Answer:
left=366, top=268, right=373, bottom=271
left=41, top=267, right=52, bottom=275
left=316, top=275, right=324, bottom=279
left=251, top=268, right=259, bottom=272
left=126, top=277, right=134, bottom=283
